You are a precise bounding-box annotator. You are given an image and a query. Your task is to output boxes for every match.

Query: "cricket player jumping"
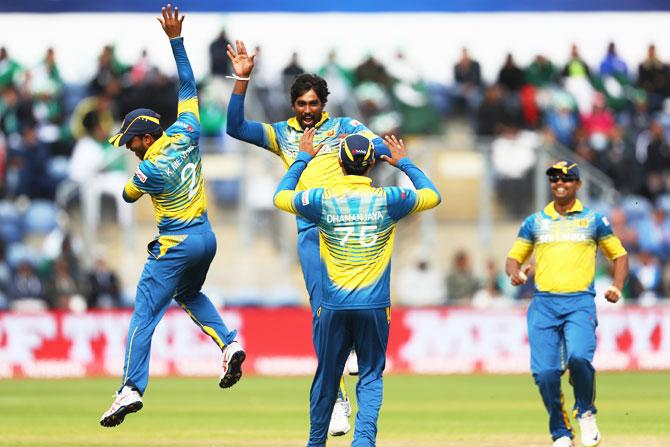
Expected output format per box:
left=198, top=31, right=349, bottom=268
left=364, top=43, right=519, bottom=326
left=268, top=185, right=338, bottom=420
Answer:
left=100, top=4, right=244, bottom=428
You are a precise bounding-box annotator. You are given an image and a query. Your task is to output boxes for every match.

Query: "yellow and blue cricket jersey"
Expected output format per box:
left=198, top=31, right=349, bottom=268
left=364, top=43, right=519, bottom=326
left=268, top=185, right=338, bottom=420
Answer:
left=274, top=152, right=441, bottom=309
left=122, top=38, right=208, bottom=234
left=507, top=200, right=626, bottom=296
left=227, top=93, right=390, bottom=231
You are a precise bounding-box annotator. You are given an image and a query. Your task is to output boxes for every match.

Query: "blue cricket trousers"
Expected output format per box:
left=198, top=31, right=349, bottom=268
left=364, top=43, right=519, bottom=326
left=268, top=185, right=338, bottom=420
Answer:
left=527, top=293, right=598, bottom=441
left=121, top=228, right=237, bottom=394
left=307, top=307, right=390, bottom=447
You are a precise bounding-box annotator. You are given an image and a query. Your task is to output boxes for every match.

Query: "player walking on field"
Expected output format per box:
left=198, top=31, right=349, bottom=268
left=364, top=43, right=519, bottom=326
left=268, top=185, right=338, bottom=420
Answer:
left=100, top=4, right=244, bottom=427
left=505, top=160, right=629, bottom=447
left=274, top=131, right=441, bottom=446
left=225, top=40, right=391, bottom=436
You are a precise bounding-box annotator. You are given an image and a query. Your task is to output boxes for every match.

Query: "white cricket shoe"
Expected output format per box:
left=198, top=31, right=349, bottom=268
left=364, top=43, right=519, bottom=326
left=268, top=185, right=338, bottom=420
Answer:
left=552, top=436, right=574, bottom=447
left=578, top=411, right=602, bottom=447
left=345, top=350, right=358, bottom=376
left=328, top=398, right=351, bottom=436
left=219, top=341, right=246, bottom=389
left=100, top=386, right=143, bottom=427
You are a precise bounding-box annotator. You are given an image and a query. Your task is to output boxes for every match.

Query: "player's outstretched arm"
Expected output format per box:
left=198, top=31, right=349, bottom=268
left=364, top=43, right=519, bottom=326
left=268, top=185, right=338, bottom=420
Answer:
left=227, top=40, right=255, bottom=95
left=382, top=135, right=441, bottom=215
left=157, top=4, right=199, bottom=126
left=225, top=40, right=267, bottom=148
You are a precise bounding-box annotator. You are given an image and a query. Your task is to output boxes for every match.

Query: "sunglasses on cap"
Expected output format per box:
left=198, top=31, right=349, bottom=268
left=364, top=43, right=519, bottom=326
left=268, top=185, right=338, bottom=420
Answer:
left=548, top=174, right=578, bottom=183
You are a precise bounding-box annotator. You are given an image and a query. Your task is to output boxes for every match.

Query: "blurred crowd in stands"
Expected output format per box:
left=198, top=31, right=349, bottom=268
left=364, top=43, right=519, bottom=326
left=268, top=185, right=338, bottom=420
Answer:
left=2, top=30, right=670, bottom=309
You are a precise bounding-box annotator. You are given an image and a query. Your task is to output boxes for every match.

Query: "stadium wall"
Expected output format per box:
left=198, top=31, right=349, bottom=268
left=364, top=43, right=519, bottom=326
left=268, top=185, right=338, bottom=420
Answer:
left=1, top=307, right=668, bottom=379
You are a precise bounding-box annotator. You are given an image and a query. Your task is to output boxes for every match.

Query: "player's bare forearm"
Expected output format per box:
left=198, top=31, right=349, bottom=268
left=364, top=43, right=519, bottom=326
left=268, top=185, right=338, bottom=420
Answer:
left=505, top=257, right=521, bottom=277
left=506, top=257, right=529, bottom=286
left=611, top=254, right=629, bottom=291
left=232, top=80, right=249, bottom=95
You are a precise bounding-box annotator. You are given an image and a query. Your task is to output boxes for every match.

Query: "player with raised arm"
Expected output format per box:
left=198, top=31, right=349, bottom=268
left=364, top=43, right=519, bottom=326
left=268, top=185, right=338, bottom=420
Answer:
left=100, top=4, right=244, bottom=428
left=225, top=40, right=391, bottom=435
left=273, top=130, right=441, bottom=446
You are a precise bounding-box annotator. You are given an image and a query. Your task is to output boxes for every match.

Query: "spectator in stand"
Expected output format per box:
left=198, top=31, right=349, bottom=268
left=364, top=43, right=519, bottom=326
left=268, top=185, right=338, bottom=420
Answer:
left=445, top=250, right=480, bottom=303
left=581, top=93, right=615, bottom=152
left=545, top=91, right=579, bottom=148
left=68, top=111, right=132, bottom=240
left=89, top=45, right=127, bottom=95
left=526, top=54, right=557, bottom=87
left=0, top=86, right=35, bottom=149
left=636, top=120, right=670, bottom=199
left=491, top=123, right=539, bottom=216
left=86, top=257, right=122, bottom=309
left=598, top=126, right=642, bottom=194
left=472, top=259, right=515, bottom=309
left=48, top=256, right=82, bottom=310
left=209, top=29, right=232, bottom=77
left=281, top=52, right=305, bottom=94
left=397, top=258, right=446, bottom=306
left=317, top=49, right=353, bottom=117
left=6, top=124, right=56, bottom=200
left=130, top=49, right=152, bottom=85
left=637, top=44, right=670, bottom=112
left=452, top=47, right=483, bottom=112
left=629, top=250, right=662, bottom=305
left=354, top=54, right=391, bottom=87
left=599, top=42, right=628, bottom=79
left=563, top=44, right=592, bottom=81
left=28, top=48, right=64, bottom=132
left=562, top=44, right=596, bottom=116
left=0, top=47, right=22, bottom=88
left=477, top=84, right=517, bottom=136
left=636, top=207, right=670, bottom=262
left=497, top=53, right=525, bottom=93
left=608, top=206, right=639, bottom=253
left=8, top=261, right=47, bottom=311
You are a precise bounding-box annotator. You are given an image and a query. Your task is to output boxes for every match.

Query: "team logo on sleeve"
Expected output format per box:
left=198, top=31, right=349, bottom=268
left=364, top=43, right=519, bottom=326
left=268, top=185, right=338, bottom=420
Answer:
left=135, top=166, right=147, bottom=183
left=301, top=191, right=310, bottom=206
left=350, top=119, right=361, bottom=127
left=174, top=120, right=193, bottom=132
left=400, top=190, right=407, bottom=200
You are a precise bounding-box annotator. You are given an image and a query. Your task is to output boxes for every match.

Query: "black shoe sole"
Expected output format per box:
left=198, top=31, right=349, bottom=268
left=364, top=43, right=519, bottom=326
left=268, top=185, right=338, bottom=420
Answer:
left=219, top=350, right=246, bottom=389
left=100, top=401, right=143, bottom=427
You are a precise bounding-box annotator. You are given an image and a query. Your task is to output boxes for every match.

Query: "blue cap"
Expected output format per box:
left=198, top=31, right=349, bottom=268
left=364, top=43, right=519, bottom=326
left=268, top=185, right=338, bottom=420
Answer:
left=108, top=108, right=161, bottom=147
left=339, top=134, right=375, bottom=169
left=546, top=160, right=580, bottom=179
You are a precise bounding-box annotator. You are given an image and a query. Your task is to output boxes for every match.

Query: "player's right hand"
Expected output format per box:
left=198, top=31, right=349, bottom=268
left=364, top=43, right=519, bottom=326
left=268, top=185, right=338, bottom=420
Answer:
left=157, top=4, right=184, bottom=40
left=380, top=134, right=407, bottom=167
left=299, top=127, right=323, bottom=157
left=226, top=40, right=255, bottom=77
left=509, top=265, right=531, bottom=286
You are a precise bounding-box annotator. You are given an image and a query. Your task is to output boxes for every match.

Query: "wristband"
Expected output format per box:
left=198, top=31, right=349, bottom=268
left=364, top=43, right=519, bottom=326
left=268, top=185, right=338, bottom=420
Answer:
left=226, top=74, right=250, bottom=81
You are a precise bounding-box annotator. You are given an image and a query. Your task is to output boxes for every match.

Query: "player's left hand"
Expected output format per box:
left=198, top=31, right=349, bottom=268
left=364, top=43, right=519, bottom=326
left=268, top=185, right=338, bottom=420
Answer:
left=157, top=4, right=184, bottom=39
left=299, top=127, right=323, bottom=157
left=604, top=285, right=622, bottom=303
left=381, top=135, right=407, bottom=167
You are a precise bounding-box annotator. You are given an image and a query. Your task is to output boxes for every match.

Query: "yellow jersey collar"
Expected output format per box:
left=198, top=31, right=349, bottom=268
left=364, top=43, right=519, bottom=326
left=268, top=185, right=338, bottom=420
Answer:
left=144, top=133, right=168, bottom=160
left=287, top=112, right=330, bottom=132
left=544, top=199, right=584, bottom=219
left=334, top=175, right=372, bottom=187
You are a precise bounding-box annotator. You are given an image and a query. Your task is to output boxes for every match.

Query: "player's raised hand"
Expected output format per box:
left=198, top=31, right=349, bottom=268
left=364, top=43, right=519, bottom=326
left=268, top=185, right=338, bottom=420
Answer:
left=299, top=127, right=323, bottom=157
left=157, top=4, right=184, bottom=39
left=380, top=135, right=408, bottom=167
left=509, top=265, right=531, bottom=286
left=227, top=40, right=256, bottom=77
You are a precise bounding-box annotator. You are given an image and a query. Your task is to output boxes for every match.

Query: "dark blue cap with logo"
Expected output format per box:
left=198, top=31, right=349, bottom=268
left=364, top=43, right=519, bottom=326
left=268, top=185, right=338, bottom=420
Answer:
left=339, top=134, right=375, bottom=169
left=108, top=108, right=162, bottom=147
left=546, top=160, right=580, bottom=179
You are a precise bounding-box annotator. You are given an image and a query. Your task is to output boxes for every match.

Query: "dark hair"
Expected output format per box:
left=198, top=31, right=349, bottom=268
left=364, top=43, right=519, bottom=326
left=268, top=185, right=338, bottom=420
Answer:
left=290, top=74, right=330, bottom=105
left=341, top=162, right=370, bottom=176
left=149, top=129, right=164, bottom=140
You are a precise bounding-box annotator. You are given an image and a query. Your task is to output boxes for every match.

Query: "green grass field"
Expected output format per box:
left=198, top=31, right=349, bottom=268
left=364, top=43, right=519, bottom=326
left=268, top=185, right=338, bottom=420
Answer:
left=1, top=372, right=669, bottom=447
